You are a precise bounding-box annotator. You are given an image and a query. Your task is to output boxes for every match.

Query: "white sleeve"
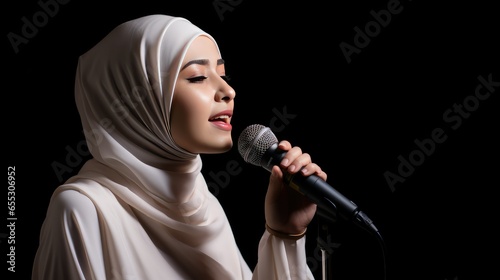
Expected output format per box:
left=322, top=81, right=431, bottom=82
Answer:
left=32, top=189, right=106, bottom=280
left=252, top=230, right=315, bottom=280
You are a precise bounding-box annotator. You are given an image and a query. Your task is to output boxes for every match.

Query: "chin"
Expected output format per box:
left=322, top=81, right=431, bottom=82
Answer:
left=199, top=140, right=233, bottom=155
left=219, top=141, right=233, bottom=153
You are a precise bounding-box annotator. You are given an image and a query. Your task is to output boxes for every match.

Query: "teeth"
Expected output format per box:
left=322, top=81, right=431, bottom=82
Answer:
left=211, top=115, right=229, bottom=120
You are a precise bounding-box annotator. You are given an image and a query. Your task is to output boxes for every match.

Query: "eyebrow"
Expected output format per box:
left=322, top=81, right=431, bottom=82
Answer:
left=181, top=58, right=225, bottom=70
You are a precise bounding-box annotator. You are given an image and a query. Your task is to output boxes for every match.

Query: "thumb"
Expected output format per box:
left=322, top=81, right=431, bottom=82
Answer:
left=267, top=165, right=284, bottom=198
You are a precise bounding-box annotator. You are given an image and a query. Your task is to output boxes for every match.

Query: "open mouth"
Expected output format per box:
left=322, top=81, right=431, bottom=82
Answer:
left=209, top=115, right=231, bottom=124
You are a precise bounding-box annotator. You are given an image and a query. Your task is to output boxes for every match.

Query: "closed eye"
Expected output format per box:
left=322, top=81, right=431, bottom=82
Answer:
left=187, top=76, right=207, bottom=83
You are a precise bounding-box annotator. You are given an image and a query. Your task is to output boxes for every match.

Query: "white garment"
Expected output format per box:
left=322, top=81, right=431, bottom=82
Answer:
left=32, top=14, right=314, bottom=280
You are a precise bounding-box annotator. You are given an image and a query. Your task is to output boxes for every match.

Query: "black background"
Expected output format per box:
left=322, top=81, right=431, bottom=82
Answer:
left=3, top=1, right=499, bottom=279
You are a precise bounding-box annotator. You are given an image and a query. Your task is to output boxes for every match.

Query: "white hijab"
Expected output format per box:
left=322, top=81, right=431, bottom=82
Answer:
left=33, top=14, right=313, bottom=280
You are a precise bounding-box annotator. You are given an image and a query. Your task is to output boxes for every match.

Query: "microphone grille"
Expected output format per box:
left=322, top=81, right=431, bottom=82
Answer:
left=238, top=124, right=278, bottom=166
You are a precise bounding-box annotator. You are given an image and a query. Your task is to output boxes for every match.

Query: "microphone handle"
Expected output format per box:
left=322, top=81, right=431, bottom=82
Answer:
left=261, top=143, right=360, bottom=221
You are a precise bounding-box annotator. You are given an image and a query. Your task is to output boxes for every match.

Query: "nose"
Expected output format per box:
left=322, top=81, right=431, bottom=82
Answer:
left=215, top=77, right=236, bottom=102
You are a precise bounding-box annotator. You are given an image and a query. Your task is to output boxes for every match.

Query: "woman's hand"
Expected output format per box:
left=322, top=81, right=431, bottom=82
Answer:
left=264, top=140, right=327, bottom=236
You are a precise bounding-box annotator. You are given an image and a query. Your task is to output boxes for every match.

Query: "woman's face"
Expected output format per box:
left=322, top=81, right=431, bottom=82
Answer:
left=171, top=35, right=236, bottom=154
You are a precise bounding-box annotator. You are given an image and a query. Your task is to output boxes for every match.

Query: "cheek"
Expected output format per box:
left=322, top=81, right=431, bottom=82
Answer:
left=173, top=89, right=211, bottom=124
left=170, top=89, right=212, bottom=149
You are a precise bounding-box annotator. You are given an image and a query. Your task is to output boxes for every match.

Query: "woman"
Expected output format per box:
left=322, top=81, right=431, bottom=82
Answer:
left=32, top=14, right=326, bottom=280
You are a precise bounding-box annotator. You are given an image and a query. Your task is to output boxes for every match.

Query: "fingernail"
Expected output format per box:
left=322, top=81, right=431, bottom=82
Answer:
left=301, top=168, right=308, bottom=174
left=281, top=158, right=289, bottom=166
left=288, top=165, right=296, bottom=172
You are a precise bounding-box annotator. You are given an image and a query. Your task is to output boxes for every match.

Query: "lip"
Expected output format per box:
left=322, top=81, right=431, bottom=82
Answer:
left=209, top=110, right=233, bottom=131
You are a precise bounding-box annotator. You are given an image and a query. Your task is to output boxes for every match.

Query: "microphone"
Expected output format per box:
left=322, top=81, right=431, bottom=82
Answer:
left=237, top=124, right=379, bottom=234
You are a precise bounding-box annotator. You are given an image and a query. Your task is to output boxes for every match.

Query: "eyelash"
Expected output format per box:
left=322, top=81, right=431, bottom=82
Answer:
left=187, top=75, right=231, bottom=83
left=187, top=76, right=207, bottom=83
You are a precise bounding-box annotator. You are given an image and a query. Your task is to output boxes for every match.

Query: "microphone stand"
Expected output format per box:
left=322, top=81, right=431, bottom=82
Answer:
left=315, top=203, right=387, bottom=280
left=316, top=207, right=337, bottom=280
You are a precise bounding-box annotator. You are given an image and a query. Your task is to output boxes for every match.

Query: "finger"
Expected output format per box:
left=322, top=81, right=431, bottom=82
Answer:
left=277, top=140, right=291, bottom=151
left=300, top=163, right=327, bottom=180
left=267, top=165, right=285, bottom=198
left=286, top=152, right=312, bottom=173
left=280, top=147, right=302, bottom=172
left=279, top=146, right=303, bottom=169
